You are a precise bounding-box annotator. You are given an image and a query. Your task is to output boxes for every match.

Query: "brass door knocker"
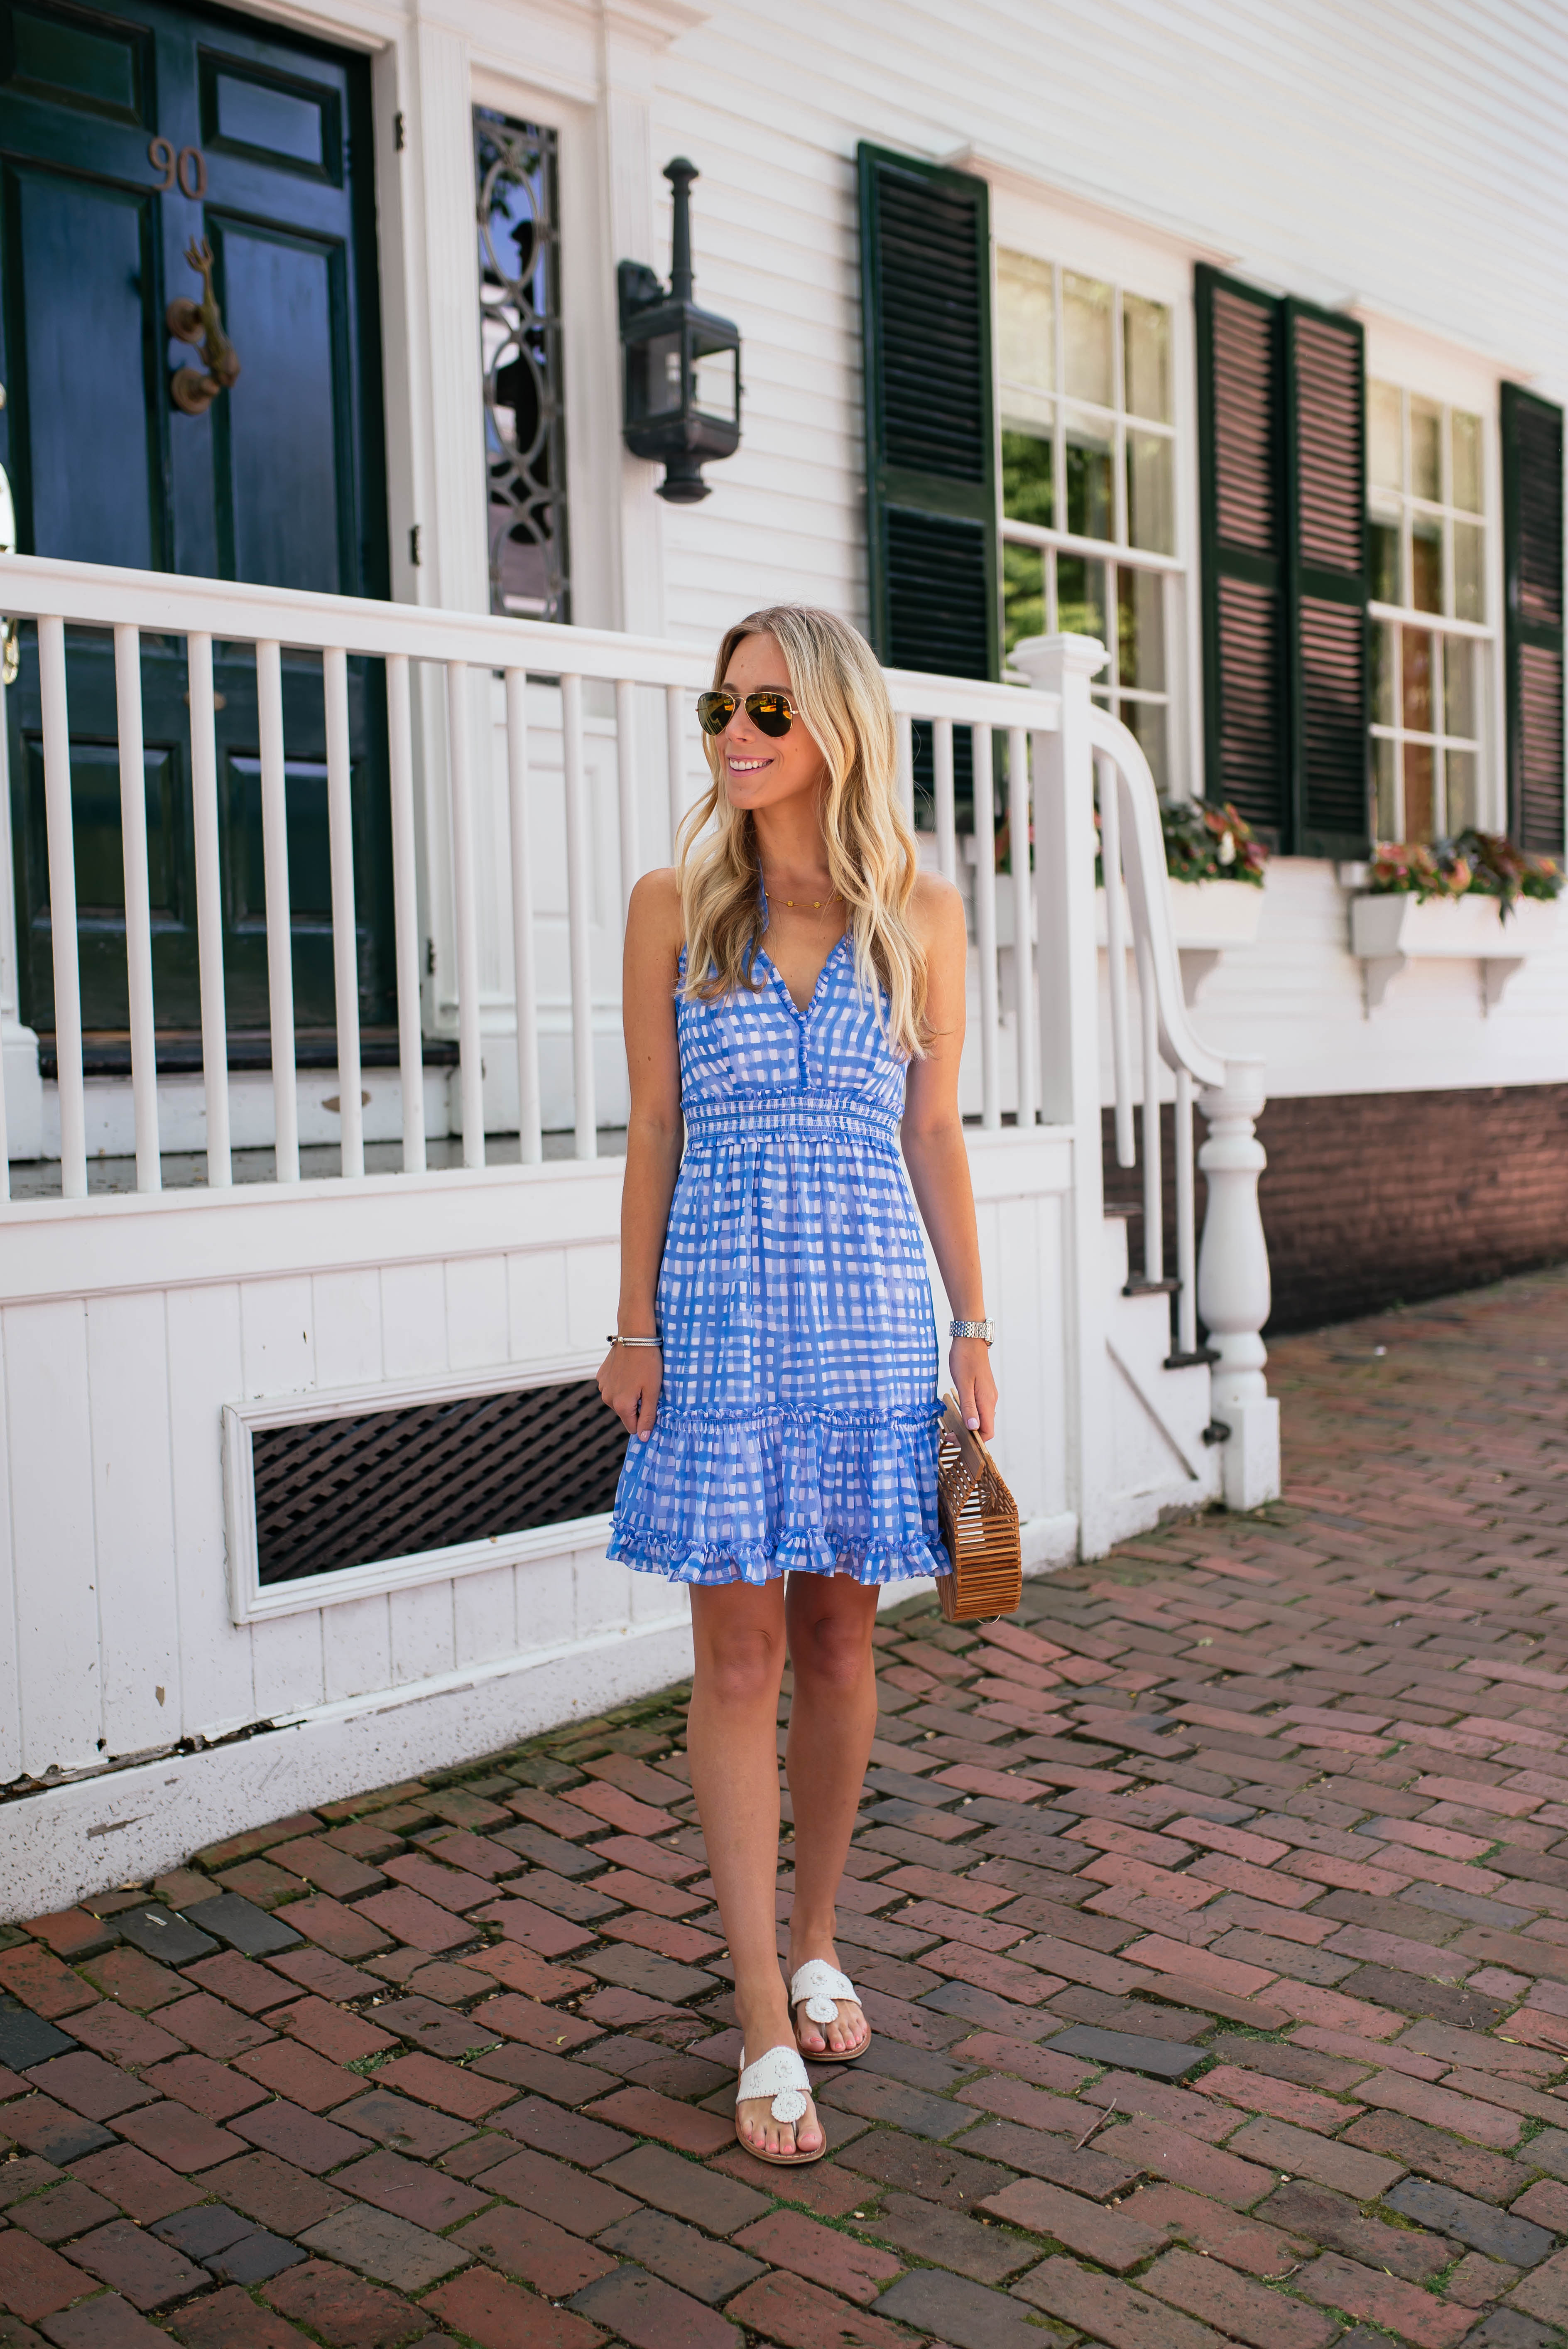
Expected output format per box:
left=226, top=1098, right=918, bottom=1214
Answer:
left=167, top=238, right=240, bottom=416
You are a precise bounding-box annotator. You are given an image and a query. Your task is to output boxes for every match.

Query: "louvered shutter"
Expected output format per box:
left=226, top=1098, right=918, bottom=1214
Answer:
left=1196, top=268, right=1371, bottom=857
left=858, top=144, right=997, bottom=681
left=1284, top=300, right=1370, bottom=857
left=1196, top=268, right=1288, bottom=837
left=1502, top=385, right=1565, bottom=856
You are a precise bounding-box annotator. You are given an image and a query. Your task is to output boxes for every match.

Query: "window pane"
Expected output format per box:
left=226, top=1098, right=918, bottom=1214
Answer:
left=1374, top=736, right=1398, bottom=839
left=1443, top=636, right=1477, bottom=740
left=1453, top=521, right=1485, bottom=622
left=1123, top=295, right=1170, bottom=421
left=1058, top=553, right=1107, bottom=647
left=1410, top=397, right=1441, bottom=503
left=998, top=251, right=1054, bottom=392
left=1117, top=567, right=1166, bottom=691
left=1369, top=381, right=1403, bottom=493
left=1001, top=426, right=1054, bottom=526
left=1370, top=620, right=1396, bottom=725
left=1445, top=748, right=1478, bottom=833
left=1063, top=272, right=1113, bottom=407
left=1124, top=699, right=1167, bottom=794
left=1126, top=431, right=1173, bottom=553
left=1369, top=513, right=1400, bottom=604
left=1065, top=416, right=1112, bottom=540
left=1002, top=541, right=1046, bottom=654
left=1411, top=515, right=1442, bottom=614
left=1401, top=628, right=1434, bottom=732
left=1450, top=409, right=1483, bottom=513
left=1404, top=740, right=1435, bottom=840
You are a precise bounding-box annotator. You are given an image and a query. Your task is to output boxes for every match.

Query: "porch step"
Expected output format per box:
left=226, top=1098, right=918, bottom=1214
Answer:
left=1123, top=1274, right=1179, bottom=1297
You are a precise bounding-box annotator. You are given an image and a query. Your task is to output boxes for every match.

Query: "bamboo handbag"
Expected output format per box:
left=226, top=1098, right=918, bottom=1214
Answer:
left=934, top=1394, right=1022, bottom=1623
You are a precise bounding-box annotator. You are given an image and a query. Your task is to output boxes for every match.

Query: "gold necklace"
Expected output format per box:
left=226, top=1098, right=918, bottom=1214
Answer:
left=766, top=875, right=839, bottom=913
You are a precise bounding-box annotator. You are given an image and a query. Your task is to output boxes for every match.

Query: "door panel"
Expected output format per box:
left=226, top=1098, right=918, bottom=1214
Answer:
left=0, top=0, right=390, bottom=1054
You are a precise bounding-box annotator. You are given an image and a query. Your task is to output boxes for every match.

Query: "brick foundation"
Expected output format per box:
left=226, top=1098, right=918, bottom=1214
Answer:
left=1104, top=1082, right=1568, bottom=1336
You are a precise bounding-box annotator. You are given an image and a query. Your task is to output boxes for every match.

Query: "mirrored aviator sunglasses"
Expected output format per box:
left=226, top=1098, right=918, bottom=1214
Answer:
left=696, top=688, right=797, bottom=738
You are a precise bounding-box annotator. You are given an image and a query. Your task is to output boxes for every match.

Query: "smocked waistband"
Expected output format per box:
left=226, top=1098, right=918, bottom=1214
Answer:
left=683, top=1095, right=901, bottom=1143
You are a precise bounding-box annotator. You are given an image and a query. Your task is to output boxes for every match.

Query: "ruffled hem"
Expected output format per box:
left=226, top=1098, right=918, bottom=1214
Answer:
left=608, top=1400, right=948, bottom=1588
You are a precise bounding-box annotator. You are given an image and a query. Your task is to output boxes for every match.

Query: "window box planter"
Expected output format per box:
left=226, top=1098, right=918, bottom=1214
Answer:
left=1350, top=890, right=1559, bottom=1015
left=1096, top=876, right=1265, bottom=1003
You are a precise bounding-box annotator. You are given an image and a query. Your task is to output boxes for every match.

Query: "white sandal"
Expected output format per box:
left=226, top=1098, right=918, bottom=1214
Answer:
left=735, top=2043, right=824, bottom=2166
left=789, top=1960, right=870, bottom=2064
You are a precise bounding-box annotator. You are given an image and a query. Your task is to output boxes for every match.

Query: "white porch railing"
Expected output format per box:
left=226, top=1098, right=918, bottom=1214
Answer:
left=0, top=554, right=1278, bottom=1518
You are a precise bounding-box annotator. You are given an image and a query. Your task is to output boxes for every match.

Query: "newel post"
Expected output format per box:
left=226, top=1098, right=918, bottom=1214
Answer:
left=1196, top=1056, right=1281, bottom=1511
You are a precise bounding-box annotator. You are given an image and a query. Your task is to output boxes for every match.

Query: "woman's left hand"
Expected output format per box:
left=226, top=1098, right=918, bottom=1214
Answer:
left=950, top=1336, right=998, bottom=1441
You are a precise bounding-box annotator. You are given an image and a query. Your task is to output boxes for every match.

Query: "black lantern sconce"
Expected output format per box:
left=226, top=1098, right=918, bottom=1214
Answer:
left=618, top=159, right=740, bottom=503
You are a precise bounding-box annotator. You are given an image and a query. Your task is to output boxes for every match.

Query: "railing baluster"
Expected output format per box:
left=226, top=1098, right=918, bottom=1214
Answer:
left=1099, top=751, right=1135, bottom=1169
left=505, top=666, right=541, bottom=1165
left=446, top=660, right=485, bottom=1169
left=39, top=615, right=85, bottom=1199
left=0, top=672, right=12, bottom=1204
left=186, top=631, right=230, bottom=1187
left=561, top=671, right=596, bottom=1160
left=970, top=722, right=999, bottom=1131
left=665, top=683, right=686, bottom=855
left=895, top=711, right=914, bottom=826
left=255, top=640, right=298, bottom=1184
left=933, top=718, right=957, bottom=883
left=1010, top=726, right=1036, bottom=1128
left=1174, top=1064, right=1197, bottom=1355
left=1136, top=924, right=1162, bottom=1282
left=114, top=624, right=159, bottom=1192
left=616, top=679, right=639, bottom=919
left=323, top=647, right=362, bottom=1179
left=385, top=653, right=425, bottom=1174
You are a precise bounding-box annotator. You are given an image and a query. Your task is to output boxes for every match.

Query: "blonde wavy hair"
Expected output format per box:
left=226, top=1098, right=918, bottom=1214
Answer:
left=677, top=606, right=928, bottom=1058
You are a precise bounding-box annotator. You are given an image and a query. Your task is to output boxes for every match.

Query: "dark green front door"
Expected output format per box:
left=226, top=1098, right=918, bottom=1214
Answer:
left=0, top=0, right=392, bottom=1055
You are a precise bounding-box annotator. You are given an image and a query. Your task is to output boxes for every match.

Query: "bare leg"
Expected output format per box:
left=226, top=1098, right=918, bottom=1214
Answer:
left=783, top=1572, right=879, bottom=2056
left=687, top=1582, right=823, bottom=2159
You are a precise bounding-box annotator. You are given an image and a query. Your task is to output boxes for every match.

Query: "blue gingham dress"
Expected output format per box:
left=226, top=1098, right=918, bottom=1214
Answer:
left=608, top=919, right=948, bottom=1587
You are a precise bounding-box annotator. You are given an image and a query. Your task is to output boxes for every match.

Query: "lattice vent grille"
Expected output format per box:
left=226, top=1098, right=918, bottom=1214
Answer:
left=252, top=1380, right=626, bottom=1586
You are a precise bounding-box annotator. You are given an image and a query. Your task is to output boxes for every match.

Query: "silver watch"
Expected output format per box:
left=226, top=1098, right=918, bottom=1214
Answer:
left=950, top=1319, right=996, bottom=1344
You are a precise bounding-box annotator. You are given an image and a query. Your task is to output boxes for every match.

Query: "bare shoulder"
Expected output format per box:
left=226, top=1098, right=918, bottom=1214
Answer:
left=908, top=868, right=966, bottom=950
left=627, top=866, right=684, bottom=948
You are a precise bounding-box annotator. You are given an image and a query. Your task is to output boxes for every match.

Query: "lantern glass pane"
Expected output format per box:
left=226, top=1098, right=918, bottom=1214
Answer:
left=692, top=336, right=737, bottom=422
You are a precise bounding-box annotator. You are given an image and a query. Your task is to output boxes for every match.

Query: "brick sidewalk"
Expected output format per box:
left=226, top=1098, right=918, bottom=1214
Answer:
left=4, top=1269, right=1568, bottom=2349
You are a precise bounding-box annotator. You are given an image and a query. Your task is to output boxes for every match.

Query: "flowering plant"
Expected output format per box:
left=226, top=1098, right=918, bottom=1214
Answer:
left=1367, top=832, right=1562, bottom=917
left=1367, top=840, right=1472, bottom=902
left=1451, top=829, right=1563, bottom=914
left=1159, top=799, right=1269, bottom=887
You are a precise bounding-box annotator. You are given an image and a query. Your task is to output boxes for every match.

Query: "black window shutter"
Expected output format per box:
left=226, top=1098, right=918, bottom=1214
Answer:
left=1502, top=384, right=1565, bottom=856
left=1195, top=267, right=1288, bottom=838
left=1196, top=267, right=1371, bottom=856
left=858, top=144, right=997, bottom=682
left=1284, top=299, right=1370, bottom=858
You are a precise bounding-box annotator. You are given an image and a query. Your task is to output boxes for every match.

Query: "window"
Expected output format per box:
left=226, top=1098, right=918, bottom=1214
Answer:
left=475, top=109, right=568, bottom=621
left=997, top=253, right=1180, bottom=790
left=1367, top=380, right=1489, bottom=841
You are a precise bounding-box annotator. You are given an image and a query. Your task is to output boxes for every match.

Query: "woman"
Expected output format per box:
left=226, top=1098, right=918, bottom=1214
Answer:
left=598, top=606, right=997, bottom=2165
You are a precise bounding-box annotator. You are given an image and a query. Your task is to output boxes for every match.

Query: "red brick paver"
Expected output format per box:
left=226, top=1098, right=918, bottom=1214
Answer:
left=7, top=1271, right=1568, bottom=2345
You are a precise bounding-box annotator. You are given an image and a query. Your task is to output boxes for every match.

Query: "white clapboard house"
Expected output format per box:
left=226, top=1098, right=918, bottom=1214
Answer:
left=0, top=0, right=1562, bottom=1907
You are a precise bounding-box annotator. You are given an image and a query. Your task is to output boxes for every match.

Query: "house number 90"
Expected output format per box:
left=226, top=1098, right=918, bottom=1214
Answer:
left=148, top=138, right=208, bottom=199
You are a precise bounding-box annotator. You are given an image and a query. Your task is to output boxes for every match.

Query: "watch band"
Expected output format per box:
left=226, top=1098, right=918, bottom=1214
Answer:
left=950, top=1319, right=996, bottom=1344
left=607, top=1334, right=662, bottom=1349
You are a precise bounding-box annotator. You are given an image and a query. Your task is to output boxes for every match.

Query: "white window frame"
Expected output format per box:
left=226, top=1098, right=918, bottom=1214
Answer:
left=982, top=185, right=1201, bottom=800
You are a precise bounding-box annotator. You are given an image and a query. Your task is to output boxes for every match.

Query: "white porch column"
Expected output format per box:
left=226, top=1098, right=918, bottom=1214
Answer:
left=1197, top=1056, right=1281, bottom=1510
left=1012, top=633, right=1115, bottom=1558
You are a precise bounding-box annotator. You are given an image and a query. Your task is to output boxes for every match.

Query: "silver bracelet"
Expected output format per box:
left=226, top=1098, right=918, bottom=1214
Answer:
left=608, top=1334, right=662, bottom=1349
left=951, top=1319, right=996, bottom=1344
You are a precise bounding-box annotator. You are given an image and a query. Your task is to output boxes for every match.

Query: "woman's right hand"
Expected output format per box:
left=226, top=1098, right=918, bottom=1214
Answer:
left=598, top=1344, right=663, bottom=1442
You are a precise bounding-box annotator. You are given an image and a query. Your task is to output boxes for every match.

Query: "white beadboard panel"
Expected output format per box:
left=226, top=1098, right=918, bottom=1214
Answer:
left=311, top=1269, right=385, bottom=1390
left=506, top=1249, right=571, bottom=1360
left=380, top=1260, right=451, bottom=1381
left=250, top=1609, right=326, bottom=1721
left=7, top=1299, right=98, bottom=1774
left=444, top=1255, right=511, bottom=1370
left=517, top=1554, right=576, bottom=1653
left=322, top=1593, right=395, bottom=1706
left=628, top=1562, right=689, bottom=1629
left=454, top=1562, right=519, bottom=1668
left=564, top=1243, right=620, bottom=1353
left=166, top=1282, right=253, bottom=1740
left=389, top=1580, right=457, bottom=1687
left=240, top=1278, right=316, bottom=1400
left=0, top=1317, right=20, bottom=1783
left=87, top=1292, right=181, bottom=1759
left=575, top=1547, right=631, bottom=1641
